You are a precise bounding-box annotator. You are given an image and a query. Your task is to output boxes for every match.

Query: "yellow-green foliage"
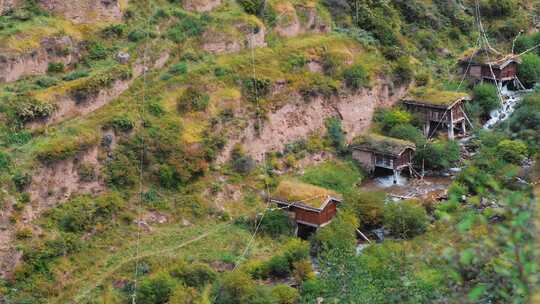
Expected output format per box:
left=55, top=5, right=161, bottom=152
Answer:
left=273, top=179, right=339, bottom=208
left=33, top=127, right=99, bottom=164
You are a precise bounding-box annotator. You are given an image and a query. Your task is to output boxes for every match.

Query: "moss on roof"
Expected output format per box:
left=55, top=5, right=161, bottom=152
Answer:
left=272, top=179, right=339, bottom=209
left=351, top=133, right=415, bottom=156
left=459, top=47, right=519, bottom=66
left=404, top=87, right=470, bottom=107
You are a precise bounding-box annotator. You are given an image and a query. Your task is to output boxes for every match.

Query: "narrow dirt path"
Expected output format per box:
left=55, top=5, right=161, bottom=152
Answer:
left=69, top=223, right=231, bottom=303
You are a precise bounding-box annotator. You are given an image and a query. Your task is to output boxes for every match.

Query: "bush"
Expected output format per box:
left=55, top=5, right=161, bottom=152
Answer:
left=299, top=75, right=339, bottom=100
left=375, top=108, right=413, bottom=132
left=12, top=172, right=31, bottom=191
left=473, top=83, right=500, bottom=116
left=383, top=200, right=428, bottom=238
left=0, top=151, right=11, bottom=170
left=168, top=63, right=188, bottom=76
left=312, top=211, right=358, bottom=255
left=62, top=70, right=89, bottom=81
left=230, top=145, right=255, bottom=175
left=14, top=96, right=55, bottom=122
left=106, top=153, right=138, bottom=188
left=47, top=62, right=64, bottom=73
left=101, top=24, right=125, bottom=38
left=137, top=273, right=176, bottom=304
left=343, top=64, right=369, bottom=90
left=393, top=57, right=414, bottom=85
left=213, top=271, right=257, bottom=304
left=128, top=29, right=148, bottom=42
left=388, top=123, right=425, bottom=145
left=325, top=118, right=346, bottom=153
left=35, top=76, right=58, bottom=88
left=322, top=51, right=344, bottom=77
left=166, top=14, right=207, bottom=43
left=416, top=140, right=460, bottom=170
left=242, top=77, right=271, bottom=103
left=170, top=262, right=217, bottom=288
left=496, top=139, right=528, bottom=164
left=518, top=53, right=540, bottom=88
left=272, top=285, right=299, bottom=304
left=87, top=41, right=110, bottom=60
left=77, top=164, right=96, bottom=182
left=259, top=209, right=293, bottom=237
left=238, top=0, right=265, bottom=16
left=344, top=190, right=386, bottom=228
left=480, top=0, right=516, bottom=18
left=267, top=255, right=291, bottom=278
left=107, top=115, right=135, bottom=132
left=177, top=87, right=210, bottom=113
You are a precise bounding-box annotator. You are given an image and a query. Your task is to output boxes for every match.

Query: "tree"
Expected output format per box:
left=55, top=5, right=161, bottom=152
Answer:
left=344, top=190, right=386, bottom=228
left=473, top=83, right=500, bottom=117
left=383, top=200, right=428, bottom=238
left=518, top=53, right=540, bottom=88
left=496, top=139, right=528, bottom=164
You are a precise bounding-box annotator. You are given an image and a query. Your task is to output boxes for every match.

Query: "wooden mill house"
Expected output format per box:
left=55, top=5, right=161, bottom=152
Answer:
left=270, top=180, right=342, bottom=237
left=350, top=134, right=416, bottom=184
left=459, top=46, right=522, bottom=87
left=402, top=88, right=472, bottom=140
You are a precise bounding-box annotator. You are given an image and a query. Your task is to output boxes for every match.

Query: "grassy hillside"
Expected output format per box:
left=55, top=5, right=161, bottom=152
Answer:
left=0, top=0, right=539, bottom=303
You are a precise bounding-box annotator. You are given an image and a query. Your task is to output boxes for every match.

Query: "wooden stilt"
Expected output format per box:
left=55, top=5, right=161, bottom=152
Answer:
left=448, top=110, right=455, bottom=140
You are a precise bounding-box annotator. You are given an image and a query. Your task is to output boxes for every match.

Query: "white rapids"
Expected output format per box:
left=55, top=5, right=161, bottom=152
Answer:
left=483, top=85, right=529, bottom=129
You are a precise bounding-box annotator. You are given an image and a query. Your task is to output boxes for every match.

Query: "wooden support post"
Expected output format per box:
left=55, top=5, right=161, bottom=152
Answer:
left=393, top=169, right=399, bottom=184
left=423, top=122, right=430, bottom=137
left=448, top=110, right=455, bottom=140
left=461, top=120, right=467, bottom=135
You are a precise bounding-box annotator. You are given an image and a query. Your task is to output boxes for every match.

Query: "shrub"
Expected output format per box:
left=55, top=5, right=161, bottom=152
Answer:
left=106, top=153, right=138, bottom=188
left=267, top=255, right=291, bottom=278
left=107, top=115, right=135, bottom=132
left=0, top=151, right=11, bottom=170
left=47, top=62, right=64, bottom=73
left=238, top=0, right=265, bottom=16
left=77, top=164, right=96, bottom=182
left=242, top=77, right=271, bottom=103
left=272, top=285, right=299, bottom=304
left=325, top=118, right=346, bottom=153
left=344, top=190, right=386, bottom=228
left=496, top=139, right=528, bottom=164
left=87, top=41, right=110, bottom=60
left=101, top=24, right=125, bottom=38
left=518, top=53, right=540, bottom=88
left=375, top=108, right=413, bottom=132
left=14, top=96, right=55, bottom=122
left=70, top=66, right=132, bottom=103
left=299, top=75, right=339, bottom=100
left=480, top=0, right=516, bottom=18
left=343, top=64, right=369, bottom=90
left=388, top=123, right=425, bottom=145
left=62, top=70, right=89, bottom=81
left=12, top=172, right=31, bottom=191
left=473, top=83, right=500, bottom=116
left=213, top=271, right=257, bottom=304
left=393, top=57, right=414, bottom=85
left=170, top=262, right=217, bottom=288
left=230, top=144, right=255, bottom=175
left=137, top=273, right=176, bottom=304
left=166, top=14, right=206, bottom=43
left=128, top=29, right=148, bottom=42
left=312, top=211, right=358, bottom=255
left=322, top=51, right=344, bottom=77
left=177, top=87, right=210, bottom=113
left=35, top=76, right=58, bottom=88
left=168, top=63, right=188, bottom=76
left=259, top=209, right=293, bottom=237
left=383, top=200, right=428, bottom=238
left=416, top=140, right=460, bottom=170
left=292, top=260, right=315, bottom=283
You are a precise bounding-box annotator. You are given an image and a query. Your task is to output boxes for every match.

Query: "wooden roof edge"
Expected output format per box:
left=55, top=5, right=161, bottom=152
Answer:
left=270, top=196, right=342, bottom=212
left=403, top=95, right=471, bottom=110
left=350, top=145, right=416, bottom=157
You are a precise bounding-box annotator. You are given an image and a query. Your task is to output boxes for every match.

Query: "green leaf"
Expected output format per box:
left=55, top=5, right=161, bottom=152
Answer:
left=468, top=284, right=487, bottom=301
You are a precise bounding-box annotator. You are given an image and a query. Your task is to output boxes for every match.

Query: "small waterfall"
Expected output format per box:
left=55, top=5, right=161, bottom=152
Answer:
left=375, top=173, right=408, bottom=187
left=483, top=85, right=528, bottom=129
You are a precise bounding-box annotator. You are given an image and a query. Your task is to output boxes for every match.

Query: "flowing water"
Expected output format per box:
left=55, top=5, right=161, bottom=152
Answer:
left=483, top=85, right=528, bottom=129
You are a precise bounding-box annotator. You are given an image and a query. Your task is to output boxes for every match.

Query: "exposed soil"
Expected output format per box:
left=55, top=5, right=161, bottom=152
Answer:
left=182, top=0, right=221, bottom=12
left=218, top=81, right=409, bottom=163
left=37, top=0, right=126, bottom=23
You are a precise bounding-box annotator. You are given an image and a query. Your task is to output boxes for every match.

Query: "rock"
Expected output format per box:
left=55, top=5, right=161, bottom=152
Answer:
left=181, top=219, right=191, bottom=227
left=316, top=297, right=324, bottom=304
left=116, top=51, right=130, bottom=64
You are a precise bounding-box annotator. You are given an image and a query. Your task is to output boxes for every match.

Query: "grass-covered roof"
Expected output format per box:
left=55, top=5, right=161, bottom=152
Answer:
left=459, top=47, right=520, bottom=67
left=272, top=179, right=340, bottom=209
left=404, top=87, right=470, bottom=108
left=351, top=133, right=415, bottom=156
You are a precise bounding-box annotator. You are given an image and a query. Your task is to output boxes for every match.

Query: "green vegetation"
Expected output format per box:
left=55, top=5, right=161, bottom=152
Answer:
left=405, top=88, right=470, bottom=107
left=0, top=0, right=538, bottom=303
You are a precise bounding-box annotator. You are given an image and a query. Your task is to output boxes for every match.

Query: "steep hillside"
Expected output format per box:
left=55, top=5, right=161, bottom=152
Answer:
left=0, top=0, right=539, bottom=303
